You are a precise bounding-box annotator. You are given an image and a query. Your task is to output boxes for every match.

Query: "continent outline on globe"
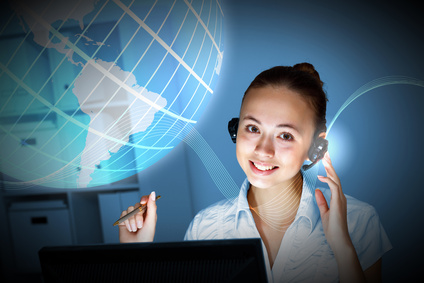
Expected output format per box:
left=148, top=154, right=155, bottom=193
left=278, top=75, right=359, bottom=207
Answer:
left=0, top=0, right=224, bottom=188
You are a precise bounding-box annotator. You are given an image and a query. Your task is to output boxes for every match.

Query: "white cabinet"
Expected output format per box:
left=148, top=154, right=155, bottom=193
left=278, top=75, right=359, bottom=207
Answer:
left=8, top=200, right=73, bottom=273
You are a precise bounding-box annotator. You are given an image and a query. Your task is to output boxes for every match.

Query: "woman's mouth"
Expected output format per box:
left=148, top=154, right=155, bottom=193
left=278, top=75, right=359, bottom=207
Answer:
left=253, top=162, right=276, bottom=171
left=250, top=161, right=278, bottom=175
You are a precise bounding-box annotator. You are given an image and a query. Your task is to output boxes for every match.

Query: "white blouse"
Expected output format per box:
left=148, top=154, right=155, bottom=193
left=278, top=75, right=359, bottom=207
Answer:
left=184, top=174, right=392, bottom=282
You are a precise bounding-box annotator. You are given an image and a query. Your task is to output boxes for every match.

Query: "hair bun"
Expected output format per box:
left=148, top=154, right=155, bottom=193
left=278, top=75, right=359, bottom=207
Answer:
left=293, top=62, right=323, bottom=87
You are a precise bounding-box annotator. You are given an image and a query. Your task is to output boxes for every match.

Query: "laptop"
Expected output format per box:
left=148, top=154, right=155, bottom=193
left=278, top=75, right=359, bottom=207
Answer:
left=39, top=238, right=267, bottom=282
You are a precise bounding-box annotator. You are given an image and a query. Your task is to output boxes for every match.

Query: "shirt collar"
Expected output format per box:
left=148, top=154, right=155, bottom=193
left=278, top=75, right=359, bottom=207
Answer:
left=234, top=178, right=252, bottom=229
left=234, top=169, right=320, bottom=234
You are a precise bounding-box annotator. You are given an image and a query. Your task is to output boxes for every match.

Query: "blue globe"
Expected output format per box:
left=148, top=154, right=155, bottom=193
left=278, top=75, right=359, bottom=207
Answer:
left=0, top=0, right=224, bottom=188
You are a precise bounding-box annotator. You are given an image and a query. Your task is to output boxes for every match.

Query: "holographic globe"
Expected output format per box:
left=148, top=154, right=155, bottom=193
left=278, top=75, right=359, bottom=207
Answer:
left=0, top=0, right=224, bottom=188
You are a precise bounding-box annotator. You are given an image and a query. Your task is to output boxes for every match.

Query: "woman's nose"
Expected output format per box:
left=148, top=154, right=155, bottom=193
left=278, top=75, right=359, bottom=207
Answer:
left=254, top=135, right=275, bottom=158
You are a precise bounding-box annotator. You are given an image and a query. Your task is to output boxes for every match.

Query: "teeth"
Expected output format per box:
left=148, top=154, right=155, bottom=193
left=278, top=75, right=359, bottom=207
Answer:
left=253, top=162, right=275, bottom=171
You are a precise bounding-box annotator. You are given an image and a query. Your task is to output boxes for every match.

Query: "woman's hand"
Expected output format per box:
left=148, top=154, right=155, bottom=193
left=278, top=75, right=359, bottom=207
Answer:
left=119, top=191, right=157, bottom=243
left=315, top=152, right=351, bottom=251
left=315, top=152, right=366, bottom=283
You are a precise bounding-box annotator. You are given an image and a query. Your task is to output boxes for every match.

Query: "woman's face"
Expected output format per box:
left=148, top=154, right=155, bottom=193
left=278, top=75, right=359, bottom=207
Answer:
left=236, top=86, right=317, bottom=190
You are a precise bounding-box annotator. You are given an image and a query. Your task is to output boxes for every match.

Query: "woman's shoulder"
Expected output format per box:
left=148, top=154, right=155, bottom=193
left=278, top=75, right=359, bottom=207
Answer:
left=345, top=194, right=377, bottom=215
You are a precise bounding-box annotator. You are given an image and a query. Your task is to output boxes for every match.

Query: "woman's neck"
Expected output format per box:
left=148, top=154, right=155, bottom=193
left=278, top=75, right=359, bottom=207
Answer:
left=248, top=172, right=303, bottom=205
left=248, top=172, right=303, bottom=231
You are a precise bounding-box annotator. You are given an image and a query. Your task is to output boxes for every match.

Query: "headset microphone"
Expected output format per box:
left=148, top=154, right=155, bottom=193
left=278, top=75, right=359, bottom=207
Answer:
left=302, top=137, right=328, bottom=171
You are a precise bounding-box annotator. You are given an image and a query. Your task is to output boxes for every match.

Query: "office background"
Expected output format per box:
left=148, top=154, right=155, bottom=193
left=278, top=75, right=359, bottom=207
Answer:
left=1, top=0, right=423, bottom=282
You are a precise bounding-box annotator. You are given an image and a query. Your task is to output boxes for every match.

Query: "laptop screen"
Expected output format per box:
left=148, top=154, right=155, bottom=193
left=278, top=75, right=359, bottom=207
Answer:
left=39, top=238, right=267, bottom=282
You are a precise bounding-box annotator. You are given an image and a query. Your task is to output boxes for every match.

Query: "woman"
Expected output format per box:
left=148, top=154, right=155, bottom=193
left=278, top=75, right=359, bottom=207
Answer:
left=118, top=63, right=391, bottom=282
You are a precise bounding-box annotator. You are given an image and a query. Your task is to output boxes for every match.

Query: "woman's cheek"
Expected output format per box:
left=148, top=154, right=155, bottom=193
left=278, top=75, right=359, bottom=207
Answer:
left=236, top=135, right=255, bottom=164
left=276, top=145, right=305, bottom=166
left=236, top=133, right=254, bottom=150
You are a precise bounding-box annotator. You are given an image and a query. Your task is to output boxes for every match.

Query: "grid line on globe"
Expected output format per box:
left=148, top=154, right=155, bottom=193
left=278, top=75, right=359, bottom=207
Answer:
left=0, top=0, right=224, bottom=188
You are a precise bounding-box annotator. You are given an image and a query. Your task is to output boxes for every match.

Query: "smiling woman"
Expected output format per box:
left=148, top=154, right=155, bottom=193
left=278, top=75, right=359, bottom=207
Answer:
left=119, top=63, right=392, bottom=283
left=236, top=86, right=316, bottom=192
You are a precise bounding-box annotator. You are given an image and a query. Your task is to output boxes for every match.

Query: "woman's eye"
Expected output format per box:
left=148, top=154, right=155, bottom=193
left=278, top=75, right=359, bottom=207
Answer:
left=280, top=133, right=293, bottom=141
left=247, top=125, right=259, bottom=133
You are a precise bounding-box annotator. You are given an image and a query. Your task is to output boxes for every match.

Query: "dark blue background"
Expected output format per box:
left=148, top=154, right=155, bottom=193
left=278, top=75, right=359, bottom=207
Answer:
left=1, top=0, right=423, bottom=282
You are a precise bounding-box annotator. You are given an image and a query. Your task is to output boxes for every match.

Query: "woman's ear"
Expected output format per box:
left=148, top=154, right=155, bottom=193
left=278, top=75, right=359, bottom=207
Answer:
left=318, top=131, right=327, bottom=140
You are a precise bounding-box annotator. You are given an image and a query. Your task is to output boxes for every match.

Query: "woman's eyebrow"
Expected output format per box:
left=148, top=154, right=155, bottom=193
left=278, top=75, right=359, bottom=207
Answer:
left=243, top=115, right=261, bottom=124
left=243, top=115, right=301, bottom=134
left=276, top=123, right=301, bottom=133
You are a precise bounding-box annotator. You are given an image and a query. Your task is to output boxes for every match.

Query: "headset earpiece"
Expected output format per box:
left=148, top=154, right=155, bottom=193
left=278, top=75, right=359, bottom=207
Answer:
left=308, top=137, right=328, bottom=163
left=228, top=118, right=239, bottom=143
left=303, top=136, right=328, bottom=171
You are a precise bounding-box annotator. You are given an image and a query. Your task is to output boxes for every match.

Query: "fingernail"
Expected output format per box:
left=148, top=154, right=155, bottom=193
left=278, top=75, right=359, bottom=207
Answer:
left=137, top=221, right=143, bottom=228
left=151, top=191, right=156, bottom=201
left=131, top=223, right=137, bottom=231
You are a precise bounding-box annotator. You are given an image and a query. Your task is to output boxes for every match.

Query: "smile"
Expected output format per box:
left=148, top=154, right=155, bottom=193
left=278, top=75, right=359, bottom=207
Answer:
left=250, top=161, right=279, bottom=174
left=253, top=162, right=276, bottom=171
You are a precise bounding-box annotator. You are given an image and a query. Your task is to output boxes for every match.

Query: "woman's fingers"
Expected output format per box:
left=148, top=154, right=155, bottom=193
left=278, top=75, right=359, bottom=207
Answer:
left=144, top=191, right=157, bottom=226
left=140, top=195, right=149, bottom=205
left=321, top=152, right=341, bottom=185
left=124, top=205, right=137, bottom=232
left=315, top=188, right=329, bottom=216
left=120, top=209, right=133, bottom=232
left=118, top=210, right=131, bottom=232
left=118, top=192, right=158, bottom=243
left=119, top=193, right=155, bottom=233
left=119, top=201, right=144, bottom=232
left=317, top=175, right=342, bottom=200
left=320, top=152, right=344, bottom=201
left=133, top=193, right=156, bottom=229
left=135, top=209, right=144, bottom=229
left=315, top=152, right=352, bottom=252
left=130, top=203, right=142, bottom=232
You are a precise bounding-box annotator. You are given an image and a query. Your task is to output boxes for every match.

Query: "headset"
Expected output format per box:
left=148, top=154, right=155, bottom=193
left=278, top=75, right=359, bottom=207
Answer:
left=227, top=117, right=328, bottom=171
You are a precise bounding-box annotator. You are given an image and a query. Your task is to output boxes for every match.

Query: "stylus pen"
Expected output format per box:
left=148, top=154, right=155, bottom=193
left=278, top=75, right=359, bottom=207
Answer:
left=113, top=195, right=161, bottom=226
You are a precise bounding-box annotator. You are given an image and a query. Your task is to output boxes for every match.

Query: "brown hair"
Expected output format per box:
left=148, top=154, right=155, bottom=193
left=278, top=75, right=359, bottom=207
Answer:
left=243, top=63, right=328, bottom=133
